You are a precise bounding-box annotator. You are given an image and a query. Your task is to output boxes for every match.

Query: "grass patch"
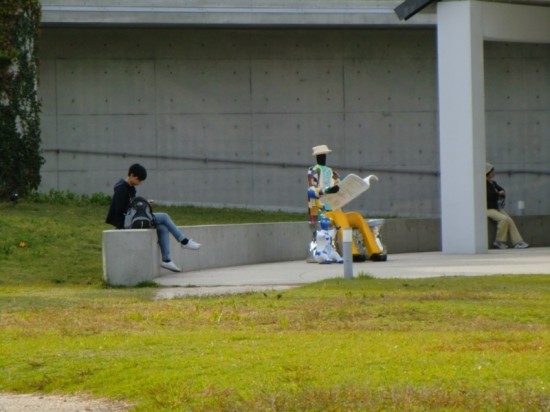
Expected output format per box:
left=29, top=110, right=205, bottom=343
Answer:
left=0, top=195, right=549, bottom=410
left=0, top=194, right=304, bottom=286
left=0, top=277, right=549, bottom=411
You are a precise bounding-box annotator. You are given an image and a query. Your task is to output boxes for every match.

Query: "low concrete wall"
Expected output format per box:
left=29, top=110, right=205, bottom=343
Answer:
left=103, top=215, right=550, bottom=286
left=103, top=229, right=161, bottom=286
left=382, top=218, right=440, bottom=253
left=488, top=215, right=550, bottom=248
left=382, top=215, right=550, bottom=252
left=103, top=222, right=311, bottom=286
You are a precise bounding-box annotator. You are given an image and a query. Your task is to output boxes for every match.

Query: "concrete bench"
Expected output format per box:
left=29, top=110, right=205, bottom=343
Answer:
left=103, top=215, right=550, bottom=286
left=102, top=229, right=160, bottom=286
left=102, top=222, right=312, bottom=286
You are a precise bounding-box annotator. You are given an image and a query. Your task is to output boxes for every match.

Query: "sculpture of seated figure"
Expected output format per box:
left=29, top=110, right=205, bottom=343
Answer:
left=307, top=144, right=386, bottom=262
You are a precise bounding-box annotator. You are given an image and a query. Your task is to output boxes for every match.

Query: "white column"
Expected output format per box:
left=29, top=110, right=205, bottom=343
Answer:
left=437, top=1, right=487, bottom=254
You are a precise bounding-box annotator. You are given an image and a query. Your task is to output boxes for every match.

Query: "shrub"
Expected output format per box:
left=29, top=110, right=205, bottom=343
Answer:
left=0, top=0, right=43, bottom=200
left=26, top=189, right=112, bottom=206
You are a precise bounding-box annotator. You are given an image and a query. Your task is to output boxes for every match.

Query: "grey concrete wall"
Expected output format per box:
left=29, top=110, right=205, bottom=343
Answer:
left=383, top=215, right=550, bottom=252
left=38, top=27, right=550, bottom=218
left=103, top=215, right=550, bottom=285
left=104, top=221, right=313, bottom=286
left=485, top=42, right=550, bottom=216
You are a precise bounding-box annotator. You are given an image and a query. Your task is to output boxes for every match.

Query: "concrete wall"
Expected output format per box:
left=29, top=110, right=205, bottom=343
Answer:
left=103, top=215, right=550, bottom=285
left=38, top=27, right=550, bottom=217
left=383, top=215, right=550, bottom=253
left=485, top=42, right=550, bottom=215
left=103, top=221, right=311, bottom=285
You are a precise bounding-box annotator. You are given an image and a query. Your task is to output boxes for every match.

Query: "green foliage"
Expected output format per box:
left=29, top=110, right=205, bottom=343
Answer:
left=26, top=189, right=113, bottom=206
left=0, top=0, right=43, bottom=200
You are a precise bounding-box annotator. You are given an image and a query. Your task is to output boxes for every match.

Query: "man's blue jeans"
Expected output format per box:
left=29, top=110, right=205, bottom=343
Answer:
left=153, top=212, right=186, bottom=262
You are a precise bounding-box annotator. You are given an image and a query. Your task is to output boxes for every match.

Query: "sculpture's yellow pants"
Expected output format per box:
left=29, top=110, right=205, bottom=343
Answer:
left=326, top=210, right=382, bottom=257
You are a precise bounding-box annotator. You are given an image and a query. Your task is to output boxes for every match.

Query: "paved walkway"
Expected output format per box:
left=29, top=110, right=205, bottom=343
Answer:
left=154, top=247, right=550, bottom=298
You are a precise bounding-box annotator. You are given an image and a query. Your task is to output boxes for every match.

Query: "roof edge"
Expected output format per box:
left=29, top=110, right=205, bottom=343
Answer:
left=39, top=2, right=437, bottom=27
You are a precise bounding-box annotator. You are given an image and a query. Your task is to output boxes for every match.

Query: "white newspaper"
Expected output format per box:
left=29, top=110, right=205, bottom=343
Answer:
left=322, top=174, right=378, bottom=210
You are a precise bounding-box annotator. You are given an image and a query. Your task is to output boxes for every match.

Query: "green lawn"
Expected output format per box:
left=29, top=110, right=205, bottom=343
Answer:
left=0, top=193, right=304, bottom=286
left=0, top=195, right=549, bottom=411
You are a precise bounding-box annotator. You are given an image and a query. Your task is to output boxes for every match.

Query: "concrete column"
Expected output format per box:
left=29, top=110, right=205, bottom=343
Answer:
left=437, top=1, right=487, bottom=254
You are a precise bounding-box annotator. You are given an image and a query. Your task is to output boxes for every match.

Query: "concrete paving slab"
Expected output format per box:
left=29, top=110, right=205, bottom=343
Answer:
left=154, top=247, right=550, bottom=299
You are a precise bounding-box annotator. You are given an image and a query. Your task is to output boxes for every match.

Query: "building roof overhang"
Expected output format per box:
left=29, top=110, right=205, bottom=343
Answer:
left=39, top=0, right=436, bottom=28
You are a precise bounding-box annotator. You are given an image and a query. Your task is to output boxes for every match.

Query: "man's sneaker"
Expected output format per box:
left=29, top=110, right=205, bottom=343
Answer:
left=514, top=241, right=529, bottom=249
left=493, top=241, right=509, bottom=249
left=160, top=261, right=181, bottom=272
left=181, top=239, right=201, bottom=250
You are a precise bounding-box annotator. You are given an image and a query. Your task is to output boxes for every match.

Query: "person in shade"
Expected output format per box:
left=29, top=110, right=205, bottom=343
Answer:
left=106, top=163, right=201, bottom=272
left=486, top=162, right=529, bottom=249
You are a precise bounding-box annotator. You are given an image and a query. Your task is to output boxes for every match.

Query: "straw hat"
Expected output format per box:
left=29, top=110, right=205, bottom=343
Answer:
left=312, top=144, right=332, bottom=156
left=486, top=162, right=494, bottom=174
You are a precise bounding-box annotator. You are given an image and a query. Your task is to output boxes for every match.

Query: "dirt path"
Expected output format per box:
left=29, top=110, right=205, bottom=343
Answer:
left=0, top=393, right=130, bottom=411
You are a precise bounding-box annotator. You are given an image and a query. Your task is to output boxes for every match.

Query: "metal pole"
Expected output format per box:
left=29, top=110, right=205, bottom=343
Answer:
left=343, top=228, right=353, bottom=279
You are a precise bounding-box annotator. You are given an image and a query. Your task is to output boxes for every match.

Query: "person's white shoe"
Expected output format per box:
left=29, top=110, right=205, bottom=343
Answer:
left=514, top=241, right=529, bottom=249
left=493, top=241, right=508, bottom=249
left=181, top=239, right=201, bottom=250
left=160, top=261, right=181, bottom=272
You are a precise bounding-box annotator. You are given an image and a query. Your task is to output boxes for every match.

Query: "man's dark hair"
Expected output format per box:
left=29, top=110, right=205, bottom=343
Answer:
left=128, top=163, right=147, bottom=181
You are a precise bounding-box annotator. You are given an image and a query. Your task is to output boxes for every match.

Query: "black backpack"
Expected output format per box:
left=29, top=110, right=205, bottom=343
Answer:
left=124, top=196, right=155, bottom=229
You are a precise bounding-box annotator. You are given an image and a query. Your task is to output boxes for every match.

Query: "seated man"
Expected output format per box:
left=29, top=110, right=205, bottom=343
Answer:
left=307, top=144, right=385, bottom=261
left=486, top=162, right=529, bottom=249
left=106, top=163, right=202, bottom=272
